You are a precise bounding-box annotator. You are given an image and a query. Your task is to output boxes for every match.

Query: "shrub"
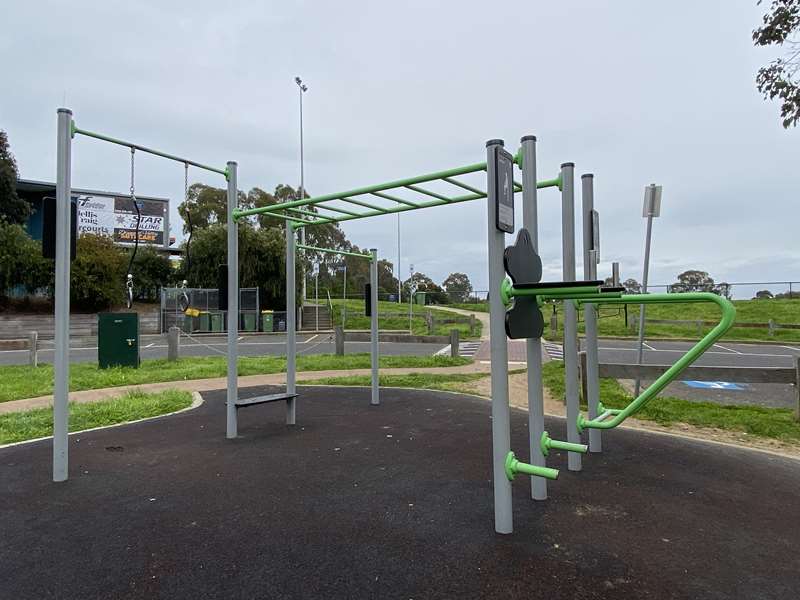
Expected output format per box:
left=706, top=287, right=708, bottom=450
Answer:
left=70, top=234, right=127, bottom=311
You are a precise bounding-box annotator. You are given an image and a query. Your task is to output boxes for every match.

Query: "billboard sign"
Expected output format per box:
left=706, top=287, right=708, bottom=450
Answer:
left=76, top=194, right=168, bottom=247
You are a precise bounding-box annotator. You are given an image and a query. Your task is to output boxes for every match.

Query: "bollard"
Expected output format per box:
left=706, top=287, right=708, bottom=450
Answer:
left=795, top=355, right=800, bottom=421
left=469, top=314, right=476, bottom=336
left=550, top=308, right=558, bottom=337
left=450, top=329, right=460, bottom=358
left=335, top=326, right=345, bottom=356
left=28, top=331, right=38, bottom=367
left=427, top=311, right=434, bottom=334
left=167, top=326, right=180, bottom=361
left=769, top=319, right=775, bottom=337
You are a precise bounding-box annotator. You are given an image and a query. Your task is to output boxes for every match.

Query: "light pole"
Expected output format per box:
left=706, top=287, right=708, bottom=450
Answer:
left=295, top=76, right=309, bottom=319
left=634, top=184, right=662, bottom=396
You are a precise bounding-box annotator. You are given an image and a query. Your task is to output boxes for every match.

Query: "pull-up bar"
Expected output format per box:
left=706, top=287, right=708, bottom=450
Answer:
left=71, top=123, right=229, bottom=178
left=297, top=244, right=373, bottom=260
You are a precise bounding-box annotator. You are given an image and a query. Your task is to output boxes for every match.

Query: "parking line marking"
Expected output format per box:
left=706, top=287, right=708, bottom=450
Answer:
left=714, top=343, right=742, bottom=354
left=642, top=341, right=656, bottom=351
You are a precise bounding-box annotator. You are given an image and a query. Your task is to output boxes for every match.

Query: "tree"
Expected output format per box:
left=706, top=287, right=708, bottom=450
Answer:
left=130, top=246, right=174, bottom=302
left=70, top=234, right=128, bottom=311
left=670, top=270, right=715, bottom=293
left=0, top=222, right=51, bottom=304
left=0, top=130, right=29, bottom=225
left=442, top=272, right=473, bottom=303
left=403, top=272, right=447, bottom=304
left=622, top=278, right=642, bottom=294
left=753, top=0, right=800, bottom=128
left=177, top=183, right=249, bottom=233
left=755, top=289, right=774, bottom=299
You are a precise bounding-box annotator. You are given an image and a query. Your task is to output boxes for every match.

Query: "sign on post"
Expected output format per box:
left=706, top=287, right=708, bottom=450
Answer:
left=642, top=184, right=662, bottom=218
left=494, top=146, right=515, bottom=233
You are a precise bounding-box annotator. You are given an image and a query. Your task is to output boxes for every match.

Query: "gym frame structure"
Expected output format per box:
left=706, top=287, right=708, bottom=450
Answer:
left=52, top=108, right=735, bottom=535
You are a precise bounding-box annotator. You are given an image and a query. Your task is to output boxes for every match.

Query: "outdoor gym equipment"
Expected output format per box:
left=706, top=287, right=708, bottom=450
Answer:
left=124, top=148, right=141, bottom=309
left=52, top=108, right=235, bottom=482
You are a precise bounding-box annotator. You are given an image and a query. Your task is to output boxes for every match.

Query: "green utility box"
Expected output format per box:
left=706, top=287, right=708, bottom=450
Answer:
left=242, top=312, right=257, bottom=332
left=98, top=312, right=140, bottom=369
left=261, top=310, right=273, bottom=332
left=210, top=312, right=224, bottom=332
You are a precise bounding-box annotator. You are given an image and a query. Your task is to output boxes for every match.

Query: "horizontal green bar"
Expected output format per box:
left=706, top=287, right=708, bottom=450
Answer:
left=371, top=191, right=419, bottom=207
left=441, top=177, right=486, bottom=197
left=297, top=244, right=372, bottom=260
left=236, top=160, right=489, bottom=219
left=404, top=185, right=454, bottom=202
left=338, top=196, right=389, bottom=213
left=314, top=203, right=362, bottom=217
left=505, top=451, right=559, bottom=481
left=73, top=126, right=229, bottom=177
left=577, top=292, right=736, bottom=431
left=537, top=175, right=561, bottom=190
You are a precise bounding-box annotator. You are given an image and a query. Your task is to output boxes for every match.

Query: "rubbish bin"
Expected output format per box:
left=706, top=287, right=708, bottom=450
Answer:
left=415, top=292, right=427, bottom=306
left=242, top=312, right=257, bottom=332
left=98, top=312, right=140, bottom=369
left=210, top=312, right=224, bottom=332
left=261, top=310, right=274, bottom=332
left=198, top=311, right=211, bottom=332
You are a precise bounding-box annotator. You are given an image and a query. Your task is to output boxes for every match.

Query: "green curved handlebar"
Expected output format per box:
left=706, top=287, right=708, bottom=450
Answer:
left=573, top=292, right=736, bottom=431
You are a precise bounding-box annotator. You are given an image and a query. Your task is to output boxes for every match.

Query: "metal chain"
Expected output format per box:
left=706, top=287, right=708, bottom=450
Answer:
left=130, top=148, right=136, bottom=201
left=184, top=162, right=189, bottom=202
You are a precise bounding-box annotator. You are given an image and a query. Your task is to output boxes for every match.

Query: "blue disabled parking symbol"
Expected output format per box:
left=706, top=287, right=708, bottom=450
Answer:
left=682, top=381, right=747, bottom=390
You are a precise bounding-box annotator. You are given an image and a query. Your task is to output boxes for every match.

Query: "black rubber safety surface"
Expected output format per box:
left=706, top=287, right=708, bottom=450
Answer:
left=2, top=386, right=799, bottom=600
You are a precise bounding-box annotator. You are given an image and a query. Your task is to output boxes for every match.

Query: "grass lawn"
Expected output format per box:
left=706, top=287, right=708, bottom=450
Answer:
left=0, top=389, right=193, bottom=445
left=330, top=298, right=482, bottom=339
left=444, top=298, right=800, bottom=343
left=542, top=361, right=800, bottom=442
left=0, top=354, right=471, bottom=404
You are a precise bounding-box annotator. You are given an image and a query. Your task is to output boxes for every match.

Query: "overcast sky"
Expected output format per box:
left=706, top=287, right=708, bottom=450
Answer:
left=3, top=0, right=797, bottom=297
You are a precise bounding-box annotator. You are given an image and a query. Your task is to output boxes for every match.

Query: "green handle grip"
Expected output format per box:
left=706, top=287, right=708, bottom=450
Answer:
left=505, top=451, right=559, bottom=481
left=540, top=431, right=588, bottom=457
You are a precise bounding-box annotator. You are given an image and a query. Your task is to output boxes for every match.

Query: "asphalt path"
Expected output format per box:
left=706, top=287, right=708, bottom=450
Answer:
left=0, top=332, right=447, bottom=366
left=583, top=338, right=800, bottom=409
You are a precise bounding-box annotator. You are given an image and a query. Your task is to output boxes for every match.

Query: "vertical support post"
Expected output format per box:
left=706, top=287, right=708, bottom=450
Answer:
left=335, top=326, right=344, bottom=355
left=370, top=249, right=379, bottom=406
left=28, top=331, right=38, bottom=367
left=520, top=135, right=548, bottom=500
left=581, top=174, right=602, bottom=453
left=612, top=262, right=620, bottom=286
left=486, top=139, right=513, bottom=534
left=53, top=108, right=72, bottom=482
left=286, top=224, right=297, bottom=424
left=794, top=355, right=800, bottom=421
left=450, top=329, right=459, bottom=358
left=167, top=326, right=180, bottom=361
left=635, top=211, right=655, bottom=395
left=226, top=161, right=239, bottom=439
left=561, top=162, right=582, bottom=471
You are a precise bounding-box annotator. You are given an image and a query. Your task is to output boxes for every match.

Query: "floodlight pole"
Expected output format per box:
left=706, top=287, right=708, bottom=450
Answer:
left=634, top=184, right=661, bottom=396
left=53, top=108, right=72, bottom=482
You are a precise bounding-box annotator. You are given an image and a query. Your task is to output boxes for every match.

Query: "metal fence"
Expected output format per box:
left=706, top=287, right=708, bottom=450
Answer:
left=160, top=287, right=260, bottom=334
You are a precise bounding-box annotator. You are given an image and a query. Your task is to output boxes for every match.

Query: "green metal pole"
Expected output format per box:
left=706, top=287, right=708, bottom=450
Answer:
left=504, top=451, right=559, bottom=481
left=72, top=125, right=229, bottom=177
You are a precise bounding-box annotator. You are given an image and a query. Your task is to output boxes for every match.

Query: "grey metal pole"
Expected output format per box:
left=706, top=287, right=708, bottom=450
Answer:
left=581, top=174, right=602, bottom=453
left=486, top=139, right=513, bottom=534
left=634, top=214, right=654, bottom=396
left=53, top=108, right=72, bottom=482
left=397, top=213, right=401, bottom=304
left=315, top=270, right=319, bottom=331
left=520, top=135, right=548, bottom=500
left=286, top=223, right=297, bottom=424
left=298, top=78, right=307, bottom=320
left=612, top=262, right=620, bottom=286
left=226, top=161, right=239, bottom=439
left=370, top=249, right=379, bottom=405
left=561, top=162, right=582, bottom=472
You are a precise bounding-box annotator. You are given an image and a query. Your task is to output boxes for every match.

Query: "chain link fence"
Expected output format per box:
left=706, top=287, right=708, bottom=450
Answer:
left=160, top=287, right=261, bottom=333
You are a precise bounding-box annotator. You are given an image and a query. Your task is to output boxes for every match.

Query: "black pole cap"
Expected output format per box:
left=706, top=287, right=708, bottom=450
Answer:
left=581, top=173, right=594, bottom=179
left=486, top=139, right=504, bottom=147
left=561, top=162, right=575, bottom=168
left=520, top=135, right=537, bottom=142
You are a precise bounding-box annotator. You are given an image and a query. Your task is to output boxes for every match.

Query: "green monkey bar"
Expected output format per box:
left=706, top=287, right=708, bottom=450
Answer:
left=297, top=244, right=373, bottom=261
left=233, top=156, right=562, bottom=227
left=501, top=283, right=736, bottom=432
